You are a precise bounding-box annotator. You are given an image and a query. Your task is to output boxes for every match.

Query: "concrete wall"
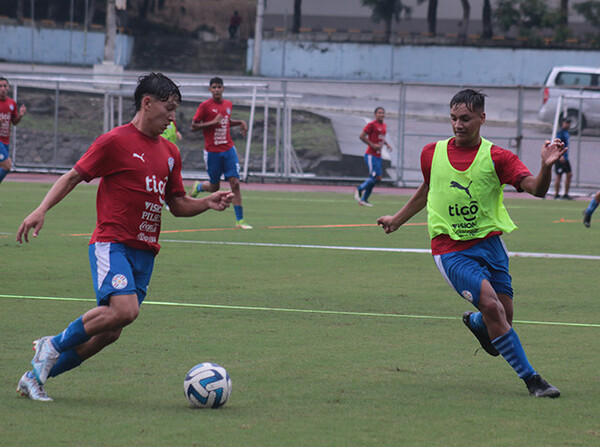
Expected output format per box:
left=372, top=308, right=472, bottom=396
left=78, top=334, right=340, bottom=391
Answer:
left=248, top=39, right=600, bottom=86
left=0, top=24, right=134, bottom=66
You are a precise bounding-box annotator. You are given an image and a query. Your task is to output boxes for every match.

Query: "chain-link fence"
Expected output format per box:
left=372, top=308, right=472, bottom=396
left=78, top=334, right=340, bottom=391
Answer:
left=8, top=73, right=600, bottom=192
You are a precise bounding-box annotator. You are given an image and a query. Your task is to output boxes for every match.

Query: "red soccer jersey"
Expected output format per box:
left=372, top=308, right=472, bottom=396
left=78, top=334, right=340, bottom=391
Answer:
left=420, top=137, right=532, bottom=255
left=0, top=97, right=18, bottom=145
left=192, top=98, right=234, bottom=153
left=363, top=120, right=387, bottom=157
left=74, top=123, right=186, bottom=255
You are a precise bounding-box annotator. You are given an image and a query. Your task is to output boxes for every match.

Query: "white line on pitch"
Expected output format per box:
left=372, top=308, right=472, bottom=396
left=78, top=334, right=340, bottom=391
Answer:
left=1, top=294, right=598, bottom=328
left=161, top=239, right=600, bottom=260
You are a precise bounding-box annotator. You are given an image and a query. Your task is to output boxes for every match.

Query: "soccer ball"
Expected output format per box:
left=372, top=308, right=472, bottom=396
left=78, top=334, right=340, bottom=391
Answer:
left=183, top=363, right=232, bottom=408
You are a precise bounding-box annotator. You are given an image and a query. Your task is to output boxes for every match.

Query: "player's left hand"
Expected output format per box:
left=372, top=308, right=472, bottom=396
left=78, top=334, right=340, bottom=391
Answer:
left=19, top=104, right=27, bottom=116
left=240, top=121, right=248, bottom=137
left=541, top=138, right=566, bottom=167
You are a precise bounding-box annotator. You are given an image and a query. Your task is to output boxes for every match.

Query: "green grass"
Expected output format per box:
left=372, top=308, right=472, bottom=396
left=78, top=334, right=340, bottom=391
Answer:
left=1, top=181, right=599, bottom=446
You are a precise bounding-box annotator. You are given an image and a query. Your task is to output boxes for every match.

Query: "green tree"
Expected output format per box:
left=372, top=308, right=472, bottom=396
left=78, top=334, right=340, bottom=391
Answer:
left=494, top=0, right=551, bottom=43
left=417, top=0, right=438, bottom=34
left=574, top=1, right=600, bottom=44
left=458, top=0, right=471, bottom=38
left=293, top=0, right=302, bottom=33
left=482, top=0, right=493, bottom=38
left=361, top=0, right=412, bottom=42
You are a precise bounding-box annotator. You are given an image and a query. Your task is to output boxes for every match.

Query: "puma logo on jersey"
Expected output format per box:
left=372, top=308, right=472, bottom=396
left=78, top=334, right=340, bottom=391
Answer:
left=133, top=153, right=146, bottom=163
left=450, top=180, right=473, bottom=198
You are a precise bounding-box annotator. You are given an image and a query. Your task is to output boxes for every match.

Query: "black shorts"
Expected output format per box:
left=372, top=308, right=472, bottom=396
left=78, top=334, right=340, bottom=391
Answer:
left=554, top=160, right=572, bottom=175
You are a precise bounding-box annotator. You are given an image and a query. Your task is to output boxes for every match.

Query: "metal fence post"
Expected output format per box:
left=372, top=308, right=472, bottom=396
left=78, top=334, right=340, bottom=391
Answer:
left=52, top=82, right=60, bottom=169
left=516, top=86, right=524, bottom=159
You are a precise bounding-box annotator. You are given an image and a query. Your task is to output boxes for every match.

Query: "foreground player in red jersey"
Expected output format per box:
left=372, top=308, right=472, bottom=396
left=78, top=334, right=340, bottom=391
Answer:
left=189, top=77, right=251, bottom=229
left=378, top=89, right=564, bottom=398
left=15, top=73, right=234, bottom=401
left=0, top=76, right=27, bottom=186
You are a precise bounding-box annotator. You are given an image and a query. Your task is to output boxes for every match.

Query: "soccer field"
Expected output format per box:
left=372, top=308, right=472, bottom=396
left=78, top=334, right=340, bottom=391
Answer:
left=1, top=180, right=599, bottom=446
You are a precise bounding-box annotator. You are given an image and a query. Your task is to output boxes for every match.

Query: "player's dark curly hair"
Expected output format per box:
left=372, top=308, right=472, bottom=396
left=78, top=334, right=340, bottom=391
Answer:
left=134, top=72, right=181, bottom=111
left=450, top=89, right=486, bottom=113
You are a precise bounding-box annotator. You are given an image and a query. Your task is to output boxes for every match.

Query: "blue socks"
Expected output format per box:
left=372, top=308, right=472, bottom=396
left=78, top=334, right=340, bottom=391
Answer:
left=492, top=328, right=536, bottom=380
left=48, top=349, right=83, bottom=378
left=0, top=167, right=8, bottom=183
left=586, top=198, right=599, bottom=215
left=359, top=177, right=378, bottom=201
left=234, top=205, right=244, bottom=221
left=51, top=316, right=91, bottom=353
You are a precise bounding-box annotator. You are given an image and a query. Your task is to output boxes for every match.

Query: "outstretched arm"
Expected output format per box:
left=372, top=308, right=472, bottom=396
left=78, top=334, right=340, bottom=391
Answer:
left=12, top=103, right=26, bottom=125
left=377, top=182, right=429, bottom=234
left=190, top=114, right=223, bottom=132
left=168, top=191, right=234, bottom=217
left=519, top=138, right=566, bottom=197
left=230, top=119, right=248, bottom=137
left=17, top=168, right=83, bottom=243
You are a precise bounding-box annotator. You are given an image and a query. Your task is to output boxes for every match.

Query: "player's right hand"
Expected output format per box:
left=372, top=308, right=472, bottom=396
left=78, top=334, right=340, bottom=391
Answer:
left=376, top=215, right=399, bottom=234
left=16, top=209, right=45, bottom=244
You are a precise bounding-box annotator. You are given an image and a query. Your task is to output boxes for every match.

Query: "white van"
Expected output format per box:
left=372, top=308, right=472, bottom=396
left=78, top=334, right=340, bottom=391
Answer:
left=538, top=66, right=600, bottom=134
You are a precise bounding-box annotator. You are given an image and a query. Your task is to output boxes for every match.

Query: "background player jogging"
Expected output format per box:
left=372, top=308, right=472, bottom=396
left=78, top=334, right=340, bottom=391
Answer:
left=0, top=76, right=27, bottom=187
left=190, top=77, right=251, bottom=229
left=377, top=89, right=565, bottom=398
left=354, top=106, right=392, bottom=207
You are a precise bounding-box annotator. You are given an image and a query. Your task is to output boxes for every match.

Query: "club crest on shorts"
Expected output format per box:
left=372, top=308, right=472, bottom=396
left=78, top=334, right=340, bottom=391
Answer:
left=461, top=290, right=473, bottom=303
left=112, top=274, right=128, bottom=289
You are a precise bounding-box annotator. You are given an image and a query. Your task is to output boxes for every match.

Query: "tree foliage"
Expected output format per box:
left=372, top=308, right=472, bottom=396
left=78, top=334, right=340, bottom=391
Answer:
left=494, top=0, right=573, bottom=42
left=361, top=0, right=412, bottom=42
left=573, top=1, right=600, bottom=44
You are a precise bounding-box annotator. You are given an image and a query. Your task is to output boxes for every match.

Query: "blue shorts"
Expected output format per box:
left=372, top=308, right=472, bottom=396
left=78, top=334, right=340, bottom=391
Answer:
left=365, top=154, right=382, bottom=178
left=88, top=242, right=155, bottom=306
left=433, top=235, right=513, bottom=307
left=204, top=147, right=240, bottom=184
left=0, top=142, right=9, bottom=162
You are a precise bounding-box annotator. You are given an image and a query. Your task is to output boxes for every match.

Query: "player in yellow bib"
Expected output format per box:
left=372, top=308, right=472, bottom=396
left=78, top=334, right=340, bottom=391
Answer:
left=377, top=89, right=565, bottom=398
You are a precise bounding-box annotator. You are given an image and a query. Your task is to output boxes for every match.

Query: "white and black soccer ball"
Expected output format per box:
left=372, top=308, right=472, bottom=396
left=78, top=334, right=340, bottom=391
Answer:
left=183, top=363, right=232, bottom=408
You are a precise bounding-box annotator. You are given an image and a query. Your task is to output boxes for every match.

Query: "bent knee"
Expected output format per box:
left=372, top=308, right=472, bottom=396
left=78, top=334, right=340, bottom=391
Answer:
left=0, top=159, right=12, bottom=171
left=119, top=308, right=139, bottom=327
left=97, top=328, right=123, bottom=345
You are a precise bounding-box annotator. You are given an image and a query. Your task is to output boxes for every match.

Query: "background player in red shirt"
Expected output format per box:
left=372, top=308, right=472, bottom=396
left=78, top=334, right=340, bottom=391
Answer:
left=190, top=77, right=251, bottom=229
left=15, top=73, right=234, bottom=402
left=0, top=76, right=27, bottom=186
left=354, top=107, right=392, bottom=207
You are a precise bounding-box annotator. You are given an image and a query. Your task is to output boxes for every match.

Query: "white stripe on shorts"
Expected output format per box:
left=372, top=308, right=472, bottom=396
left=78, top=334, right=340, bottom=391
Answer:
left=94, top=242, right=111, bottom=291
left=433, top=254, right=457, bottom=292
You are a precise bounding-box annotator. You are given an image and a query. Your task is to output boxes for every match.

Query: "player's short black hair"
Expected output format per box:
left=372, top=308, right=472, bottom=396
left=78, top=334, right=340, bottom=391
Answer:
left=210, top=77, right=224, bottom=87
left=450, top=89, right=486, bottom=113
left=0, top=76, right=8, bottom=84
left=134, top=72, right=181, bottom=111
left=374, top=106, right=385, bottom=114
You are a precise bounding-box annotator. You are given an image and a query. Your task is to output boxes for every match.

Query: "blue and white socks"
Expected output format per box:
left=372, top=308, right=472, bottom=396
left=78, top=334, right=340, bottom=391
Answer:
left=492, top=328, right=536, bottom=380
